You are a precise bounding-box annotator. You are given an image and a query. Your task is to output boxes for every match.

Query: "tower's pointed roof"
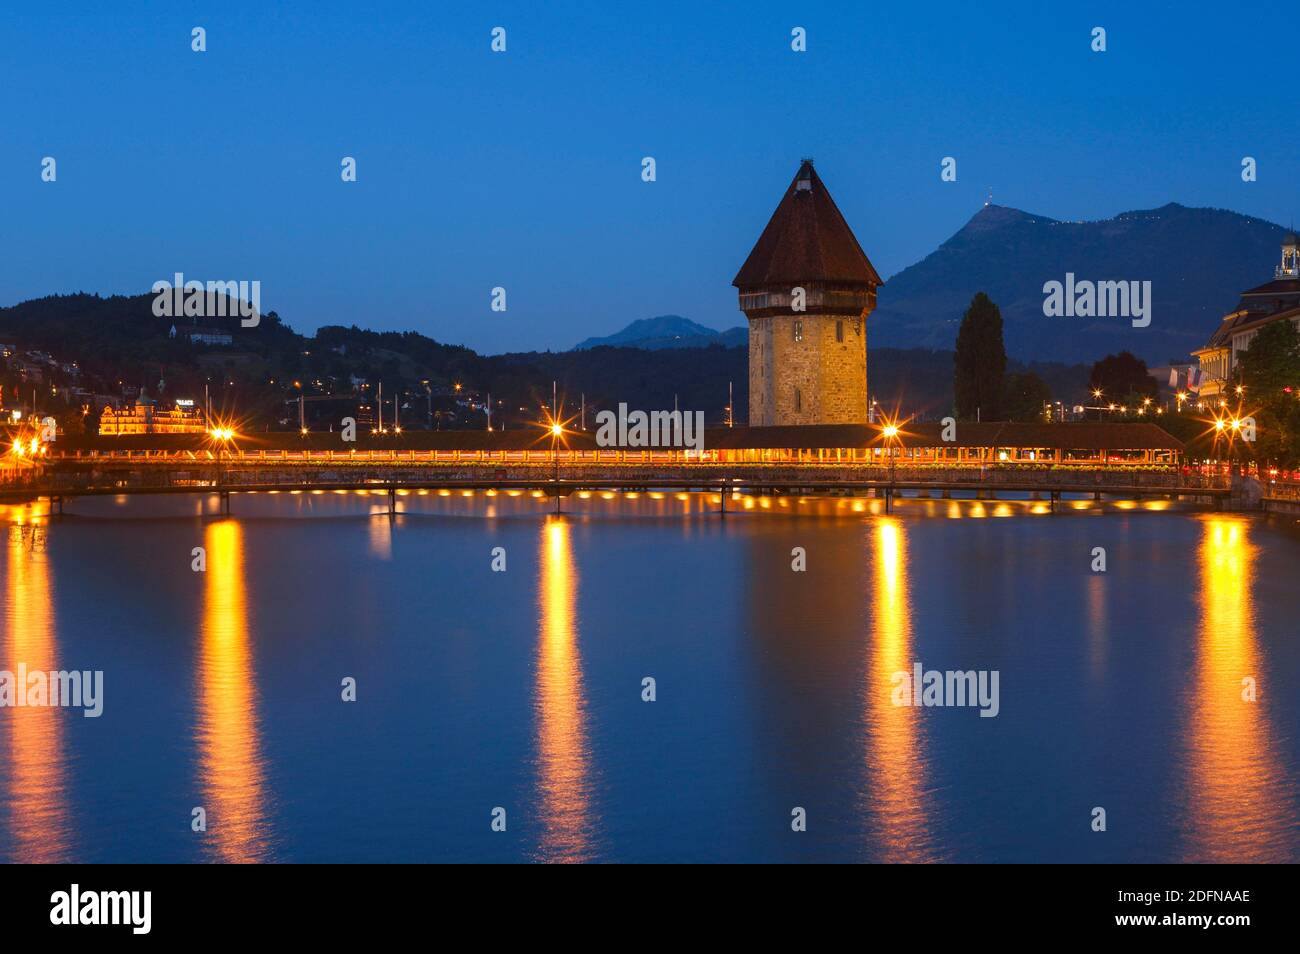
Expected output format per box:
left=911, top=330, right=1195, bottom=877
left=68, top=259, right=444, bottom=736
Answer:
left=733, top=160, right=882, bottom=288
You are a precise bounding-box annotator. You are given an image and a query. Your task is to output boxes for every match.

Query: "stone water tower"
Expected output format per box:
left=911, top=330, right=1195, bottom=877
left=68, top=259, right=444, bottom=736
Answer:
left=733, top=160, right=881, bottom=426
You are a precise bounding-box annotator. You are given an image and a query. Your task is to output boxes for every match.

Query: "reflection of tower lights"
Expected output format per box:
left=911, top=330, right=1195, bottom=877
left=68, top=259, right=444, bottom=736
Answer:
left=1183, top=517, right=1288, bottom=862
left=197, top=520, right=271, bottom=861
left=865, top=518, right=936, bottom=861
left=535, top=517, right=594, bottom=861
left=4, top=527, right=73, bottom=861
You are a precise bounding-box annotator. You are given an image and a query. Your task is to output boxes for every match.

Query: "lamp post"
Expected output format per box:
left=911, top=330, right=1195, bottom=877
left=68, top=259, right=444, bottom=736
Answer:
left=211, top=426, right=234, bottom=508
left=549, top=420, right=564, bottom=513
left=882, top=423, right=899, bottom=485
left=550, top=422, right=562, bottom=483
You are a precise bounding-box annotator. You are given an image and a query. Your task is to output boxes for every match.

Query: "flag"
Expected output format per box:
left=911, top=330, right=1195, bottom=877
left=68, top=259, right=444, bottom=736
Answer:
left=1187, top=368, right=1201, bottom=393
left=1168, top=368, right=1179, bottom=388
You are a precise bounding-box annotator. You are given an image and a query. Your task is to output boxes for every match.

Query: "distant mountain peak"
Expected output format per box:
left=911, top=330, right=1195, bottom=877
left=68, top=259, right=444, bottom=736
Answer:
left=574, top=315, right=745, bottom=352
left=872, top=201, right=1290, bottom=364
left=963, top=204, right=1055, bottom=233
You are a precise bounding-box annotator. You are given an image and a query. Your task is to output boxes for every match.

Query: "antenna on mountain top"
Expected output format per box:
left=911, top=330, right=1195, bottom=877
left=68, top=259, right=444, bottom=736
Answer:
left=985, top=187, right=993, bottom=207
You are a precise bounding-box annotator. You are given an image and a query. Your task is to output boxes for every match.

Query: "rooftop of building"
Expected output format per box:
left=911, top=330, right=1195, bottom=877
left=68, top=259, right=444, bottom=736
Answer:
left=733, top=160, right=882, bottom=289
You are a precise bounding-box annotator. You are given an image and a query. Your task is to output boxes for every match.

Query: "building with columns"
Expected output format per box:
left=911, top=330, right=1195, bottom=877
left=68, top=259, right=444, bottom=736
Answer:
left=733, top=161, right=881, bottom=426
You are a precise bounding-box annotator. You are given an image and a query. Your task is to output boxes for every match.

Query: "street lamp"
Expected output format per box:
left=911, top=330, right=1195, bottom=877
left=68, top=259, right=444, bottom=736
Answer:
left=550, top=421, right=563, bottom=484
left=210, top=426, right=235, bottom=491
left=882, top=422, right=900, bottom=483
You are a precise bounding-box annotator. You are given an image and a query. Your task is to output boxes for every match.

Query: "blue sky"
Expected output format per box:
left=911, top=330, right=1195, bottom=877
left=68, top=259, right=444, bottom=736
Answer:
left=2, top=1, right=1296, bottom=353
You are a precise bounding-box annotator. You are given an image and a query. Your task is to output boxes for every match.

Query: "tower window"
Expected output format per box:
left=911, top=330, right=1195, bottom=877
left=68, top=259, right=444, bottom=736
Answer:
left=836, top=320, right=844, bottom=342
left=794, top=388, right=802, bottom=412
left=793, top=320, right=803, bottom=342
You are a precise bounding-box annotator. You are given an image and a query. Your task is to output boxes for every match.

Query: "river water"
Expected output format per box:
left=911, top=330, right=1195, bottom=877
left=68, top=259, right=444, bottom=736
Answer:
left=1, top=490, right=1297, bottom=862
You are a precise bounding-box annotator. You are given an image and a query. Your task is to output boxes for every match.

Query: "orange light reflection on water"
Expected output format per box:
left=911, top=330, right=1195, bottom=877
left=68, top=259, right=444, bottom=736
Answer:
left=534, top=516, right=595, bottom=861
left=2, top=519, right=73, bottom=861
left=1181, top=516, right=1293, bottom=862
left=196, top=520, right=272, bottom=861
left=865, top=518, right=937, bottom=861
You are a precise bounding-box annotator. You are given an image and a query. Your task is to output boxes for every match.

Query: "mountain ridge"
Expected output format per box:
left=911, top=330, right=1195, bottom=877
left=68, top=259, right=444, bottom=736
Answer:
left=574, top=314, right=747, bottom=351
left=871, top=200, right=1286, bottom=363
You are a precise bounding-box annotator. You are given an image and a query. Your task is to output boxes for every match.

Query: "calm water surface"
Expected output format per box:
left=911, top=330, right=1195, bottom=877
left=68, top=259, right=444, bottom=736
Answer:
left=1, top=490, right=1298, bottom=862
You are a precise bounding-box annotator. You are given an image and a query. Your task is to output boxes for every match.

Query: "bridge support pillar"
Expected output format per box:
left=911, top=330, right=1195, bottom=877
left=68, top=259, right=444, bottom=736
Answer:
left=1050, top=491, right=1059, bottom=514
left=941, top=489, right=950, bottom=499
left=388, top=487, right=397, bottom=517
left=219, top=490, right=231, bottom=516
left=884, top=487, right=893, bottom=514
left=1094, top=491, right=1102, bottom=502
left=50, top=495, right=63, bottom=516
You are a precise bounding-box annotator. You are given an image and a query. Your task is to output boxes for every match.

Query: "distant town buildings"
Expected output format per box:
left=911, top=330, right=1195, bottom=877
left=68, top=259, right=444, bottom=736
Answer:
left=1193, top=233, right=1300, bottom=400
left=99, top=395, right=206, bottom=435
left=734, top=160, right=881, bottom=426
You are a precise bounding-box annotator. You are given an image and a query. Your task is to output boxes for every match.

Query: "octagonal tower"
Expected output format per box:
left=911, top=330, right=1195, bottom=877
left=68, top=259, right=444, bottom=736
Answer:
left=733, top=160, right=882, bottom=426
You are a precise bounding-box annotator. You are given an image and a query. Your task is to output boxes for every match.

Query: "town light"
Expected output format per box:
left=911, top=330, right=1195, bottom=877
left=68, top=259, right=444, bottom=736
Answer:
left=550, top=422, right=563, bottom=437
left=882, top=424, right=899, bottom=438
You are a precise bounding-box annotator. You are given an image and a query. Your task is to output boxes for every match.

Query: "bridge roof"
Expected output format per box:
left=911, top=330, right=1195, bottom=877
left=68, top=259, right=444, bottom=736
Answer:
left=50, top=421, right=1184, bottom=454
left=705, top=422, right=1183, bottom=451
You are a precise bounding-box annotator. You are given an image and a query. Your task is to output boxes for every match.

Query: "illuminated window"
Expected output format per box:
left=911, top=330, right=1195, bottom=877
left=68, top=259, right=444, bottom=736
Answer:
left=793, top=320, right=803, bottom=342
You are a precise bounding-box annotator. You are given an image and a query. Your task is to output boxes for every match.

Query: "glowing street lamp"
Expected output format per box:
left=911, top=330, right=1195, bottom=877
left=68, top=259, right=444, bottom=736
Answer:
left=879, top=419, right=902, bottom=483
left=210, top=426, right=236, bottom=491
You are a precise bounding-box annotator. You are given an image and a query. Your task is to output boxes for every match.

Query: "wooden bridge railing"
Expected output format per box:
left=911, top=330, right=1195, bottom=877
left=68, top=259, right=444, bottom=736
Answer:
left=0, top=458, right=1230, bottom=496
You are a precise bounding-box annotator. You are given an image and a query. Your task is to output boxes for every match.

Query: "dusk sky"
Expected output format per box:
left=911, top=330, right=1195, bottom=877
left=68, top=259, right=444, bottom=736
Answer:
left=3, top=0, right=1297, bottom=354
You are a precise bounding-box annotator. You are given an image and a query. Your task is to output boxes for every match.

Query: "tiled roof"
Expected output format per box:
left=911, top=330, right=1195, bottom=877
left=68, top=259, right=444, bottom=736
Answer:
left=733, top=161, right=882, bottom=288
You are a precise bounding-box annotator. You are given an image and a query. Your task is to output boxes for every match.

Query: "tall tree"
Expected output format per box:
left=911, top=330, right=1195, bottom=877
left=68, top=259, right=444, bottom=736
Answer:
left=1236, top=317, right=1300, bottom=394
left=1003, top=371, right=1052, bottom=422
left=1234, top=318, right=1300, bottom=466
left=1088, top=351, right=1158, bottom=404
left=953, top=292, right=1007, bottom=420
